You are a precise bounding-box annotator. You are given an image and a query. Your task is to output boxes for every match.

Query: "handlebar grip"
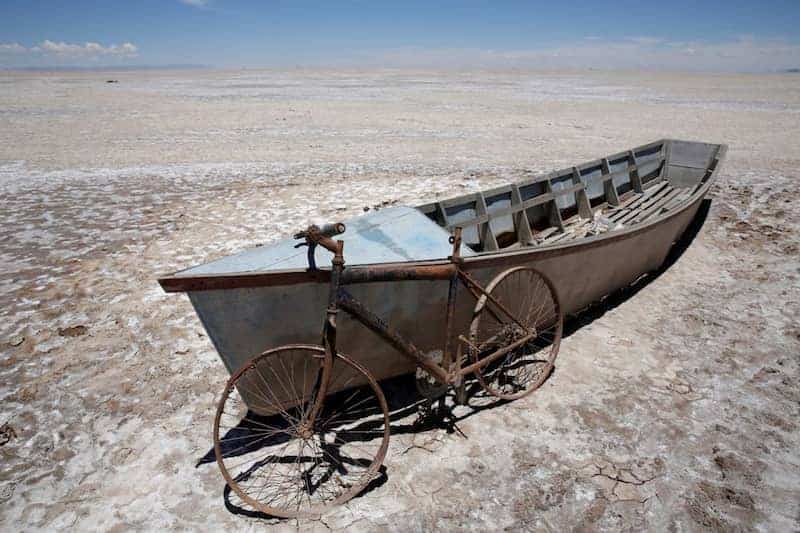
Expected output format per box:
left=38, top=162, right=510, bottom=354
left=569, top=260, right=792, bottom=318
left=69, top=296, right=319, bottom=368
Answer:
left=318, top=222, right=346, bottom=237
left=293, top=222, right=346, bottom=241
left=293, top=221, right=345, bottom=264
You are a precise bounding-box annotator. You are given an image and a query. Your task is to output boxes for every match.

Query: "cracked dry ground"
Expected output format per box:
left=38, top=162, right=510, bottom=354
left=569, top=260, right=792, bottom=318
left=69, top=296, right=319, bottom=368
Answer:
left=1, top=163, right=798, bottom=531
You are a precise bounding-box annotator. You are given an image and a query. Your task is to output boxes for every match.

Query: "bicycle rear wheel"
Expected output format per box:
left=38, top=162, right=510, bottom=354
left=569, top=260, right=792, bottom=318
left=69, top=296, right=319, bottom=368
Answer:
left=213, top=344, right=390, bottom=518
left=469, top=267, right=563, bottom=400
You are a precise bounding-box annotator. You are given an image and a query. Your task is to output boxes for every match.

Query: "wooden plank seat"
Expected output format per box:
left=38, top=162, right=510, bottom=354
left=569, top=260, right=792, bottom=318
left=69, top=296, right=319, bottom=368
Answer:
left=533, top=182, right=694, bottom=245
left=615, top=183, right=676, bottom=224
left=605, top=181, right=670, bottom=222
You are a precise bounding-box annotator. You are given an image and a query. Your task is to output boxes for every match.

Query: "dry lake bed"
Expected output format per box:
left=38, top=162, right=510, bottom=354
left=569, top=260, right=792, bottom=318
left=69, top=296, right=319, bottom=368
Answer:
left=1, top=68, right=799, bottom=531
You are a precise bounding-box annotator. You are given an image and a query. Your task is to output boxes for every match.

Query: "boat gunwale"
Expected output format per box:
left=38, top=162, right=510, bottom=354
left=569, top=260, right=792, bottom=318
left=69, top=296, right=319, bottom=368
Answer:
left=158, top=141, right=726, bottom=293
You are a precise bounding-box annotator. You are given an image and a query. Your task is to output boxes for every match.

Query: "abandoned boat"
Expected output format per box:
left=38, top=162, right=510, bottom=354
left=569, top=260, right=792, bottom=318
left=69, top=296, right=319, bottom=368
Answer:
left=159, top=138, right=726, bottom=382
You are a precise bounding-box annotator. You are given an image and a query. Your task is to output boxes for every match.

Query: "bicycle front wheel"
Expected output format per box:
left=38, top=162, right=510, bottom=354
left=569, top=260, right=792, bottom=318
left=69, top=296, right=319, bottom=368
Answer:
left=213, top=344, right=390, bottom=518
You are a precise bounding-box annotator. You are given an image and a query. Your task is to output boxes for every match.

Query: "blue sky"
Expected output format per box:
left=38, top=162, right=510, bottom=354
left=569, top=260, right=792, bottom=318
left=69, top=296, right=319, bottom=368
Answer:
left=1, top=0, right=799, bottom=71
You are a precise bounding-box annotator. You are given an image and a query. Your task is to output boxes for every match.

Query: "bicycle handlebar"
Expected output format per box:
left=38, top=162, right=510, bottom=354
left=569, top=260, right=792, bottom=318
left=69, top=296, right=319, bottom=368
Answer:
left=293, top=222, right=346, bottom=255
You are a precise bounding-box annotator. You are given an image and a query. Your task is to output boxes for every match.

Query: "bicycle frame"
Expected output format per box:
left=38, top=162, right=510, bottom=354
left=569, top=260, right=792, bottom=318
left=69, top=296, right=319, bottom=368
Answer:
left=303, top=227, right=536, bottom=428
left=336, top=267, right=536, bottom=384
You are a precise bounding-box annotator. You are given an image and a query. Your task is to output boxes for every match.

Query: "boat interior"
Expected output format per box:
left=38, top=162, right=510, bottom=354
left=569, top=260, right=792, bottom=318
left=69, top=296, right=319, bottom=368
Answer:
left=417, top=139, right=724, bottom=253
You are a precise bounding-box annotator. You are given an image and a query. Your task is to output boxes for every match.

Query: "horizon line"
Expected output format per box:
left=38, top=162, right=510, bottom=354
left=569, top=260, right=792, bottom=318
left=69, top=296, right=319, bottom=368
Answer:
left=2, top=64, right=799, bottom=75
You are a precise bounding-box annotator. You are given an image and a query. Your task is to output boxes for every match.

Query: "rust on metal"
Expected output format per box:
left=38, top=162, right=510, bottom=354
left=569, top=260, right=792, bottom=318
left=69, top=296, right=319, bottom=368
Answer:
left=158, top=268, right=331, bottom=292
left=456, top=329, right=536, bottom=376
left=459, top=269, right=527, bottom=329
left=340, top=263, right=455, bottom=284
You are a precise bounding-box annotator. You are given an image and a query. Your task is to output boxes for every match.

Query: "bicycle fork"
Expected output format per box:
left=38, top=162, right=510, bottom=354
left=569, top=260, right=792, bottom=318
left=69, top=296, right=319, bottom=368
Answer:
left=301, top=239, right=346, bottom=435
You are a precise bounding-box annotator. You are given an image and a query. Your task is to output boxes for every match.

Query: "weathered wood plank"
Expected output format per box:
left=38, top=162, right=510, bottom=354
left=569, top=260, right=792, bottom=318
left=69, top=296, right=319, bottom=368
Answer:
left=607, top=181, right=669, bottom=222
left=437, top=202, right=449, bottom=227
left=439, top=192, right=482, bottom=209
left=476, top=193, right=499, bottom=251
left=630, top=188, right=684, bottom=224
left=616, top=184, right=675, bottom=225
left=552, top=181, right=586, bottom=198
left=658, top=140, right=671, bottom=181
left=528, top=226, right=560, bottom=244
left=631, top=182, right=674, bottom=211
left=510, top=183, right=534, bottom=245
left=611, top=191, right=646, bottom=210
left=601, top=158, right=621, bottom=206
left=542, top=230, right=572, bottom=244
left=544, top=180, right=565, bottom=231
left=539, top=212, right=594, bottom=244
left=573, top=167, right=593, bottom=219
left=659, top=187, right=694, bottom=212
left=627, top=150, right=644, bottom=193
left=447, top=192, right=556, bottom=229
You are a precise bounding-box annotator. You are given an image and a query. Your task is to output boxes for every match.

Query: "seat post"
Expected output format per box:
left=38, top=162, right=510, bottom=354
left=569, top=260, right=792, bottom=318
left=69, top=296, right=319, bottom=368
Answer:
left=443, top=227, right=463, bottom=379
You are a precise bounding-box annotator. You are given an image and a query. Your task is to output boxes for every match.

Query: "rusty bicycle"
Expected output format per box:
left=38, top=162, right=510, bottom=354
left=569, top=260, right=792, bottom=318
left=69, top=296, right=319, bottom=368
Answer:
left=213, top=222, right=563, bottom=518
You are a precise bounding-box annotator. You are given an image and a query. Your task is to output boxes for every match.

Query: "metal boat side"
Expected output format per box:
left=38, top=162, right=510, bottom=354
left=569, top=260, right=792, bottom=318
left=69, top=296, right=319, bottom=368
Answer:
left=160, top=138, right=727, bottom=398
left=187, top=181, right=710, bottom=387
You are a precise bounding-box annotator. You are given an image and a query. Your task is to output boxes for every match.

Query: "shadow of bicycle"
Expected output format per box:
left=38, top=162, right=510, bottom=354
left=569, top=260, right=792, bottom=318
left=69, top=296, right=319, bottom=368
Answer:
left=200, top=371, right=505, bottom=519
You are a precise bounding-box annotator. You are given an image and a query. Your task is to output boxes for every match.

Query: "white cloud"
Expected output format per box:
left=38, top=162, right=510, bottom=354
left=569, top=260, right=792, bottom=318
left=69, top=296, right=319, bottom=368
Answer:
left=0, top=43, right=26, bottom=53
left=0, top=40, right=139, bottom=66
left=625, top=36, right=665, bottom=46
left=368, top=36, right=800, bottom=72
left=179, top=0, right=210, bottom=7
left=34, top=40, right=138, bottom=57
